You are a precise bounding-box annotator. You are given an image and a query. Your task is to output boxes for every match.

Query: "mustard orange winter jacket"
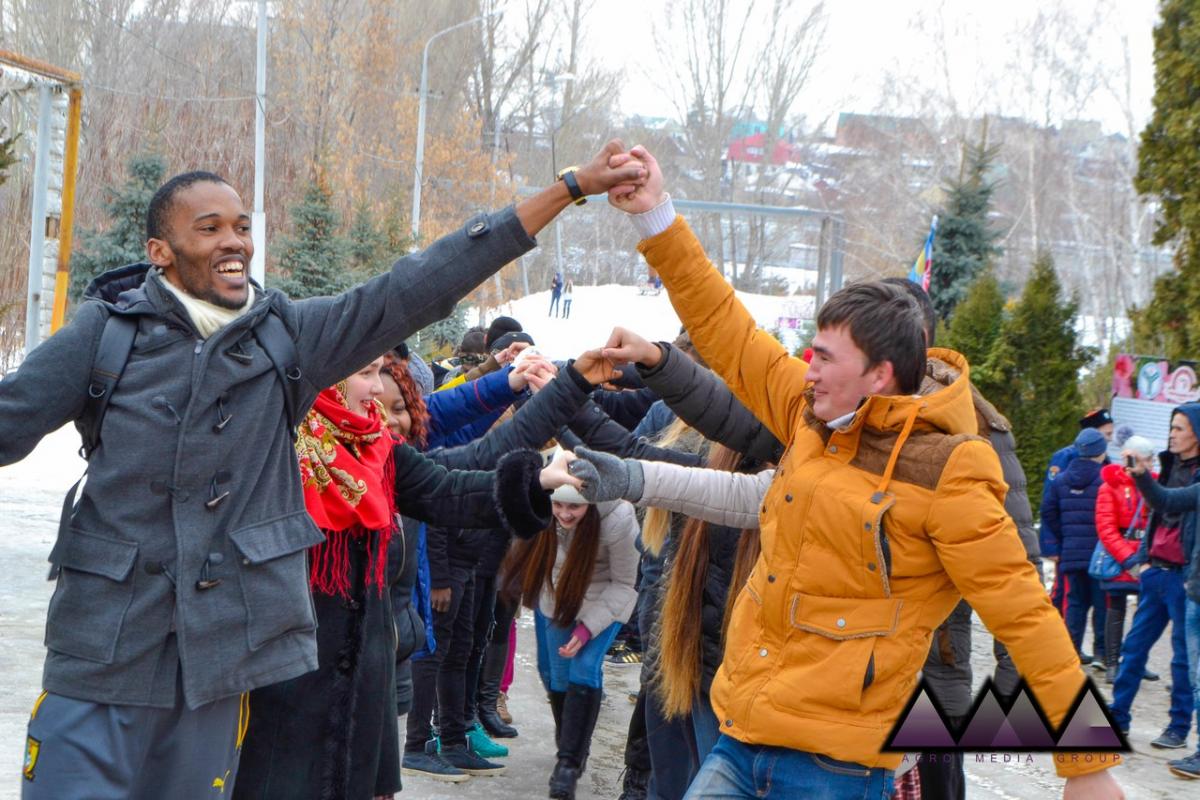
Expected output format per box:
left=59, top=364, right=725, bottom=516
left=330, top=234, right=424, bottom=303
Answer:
left=639, top=216, right=1104, bottom=779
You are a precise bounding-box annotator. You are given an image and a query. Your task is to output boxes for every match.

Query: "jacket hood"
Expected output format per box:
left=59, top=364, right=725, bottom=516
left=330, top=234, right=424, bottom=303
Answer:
left=1174, top=403, right=1200, bottom=447
left=84, top=262, right=154, bottom=304
left=1101, top=462, right=1134, bottom=488
left=1063, top=454, right=1103, bottom=488
left=860, top=347, right=978, bottom=437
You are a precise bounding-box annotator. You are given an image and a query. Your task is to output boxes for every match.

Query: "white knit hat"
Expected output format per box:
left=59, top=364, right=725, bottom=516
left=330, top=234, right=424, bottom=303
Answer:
left=551, top=484, right=590, bottom=504
left=545, top=445, right=591, bottom=504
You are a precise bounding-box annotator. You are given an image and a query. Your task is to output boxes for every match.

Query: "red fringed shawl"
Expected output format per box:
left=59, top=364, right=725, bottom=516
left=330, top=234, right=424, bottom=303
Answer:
left=295, top=386, right=396, bottom=596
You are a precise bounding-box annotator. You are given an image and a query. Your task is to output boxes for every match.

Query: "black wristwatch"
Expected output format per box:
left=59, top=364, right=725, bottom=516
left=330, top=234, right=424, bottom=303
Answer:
left=557, top=166, right=587, bottom=206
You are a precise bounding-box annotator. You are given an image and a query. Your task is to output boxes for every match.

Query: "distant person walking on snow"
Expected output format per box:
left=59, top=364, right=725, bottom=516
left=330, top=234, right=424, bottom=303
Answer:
left=562, top=280, right=574, bottom=319
left=549, top=272, right=563, bottom=317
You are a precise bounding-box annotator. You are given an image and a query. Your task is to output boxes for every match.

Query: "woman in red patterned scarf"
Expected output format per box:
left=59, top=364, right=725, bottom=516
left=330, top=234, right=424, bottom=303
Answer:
left=236, top=356, right=575, bottom=800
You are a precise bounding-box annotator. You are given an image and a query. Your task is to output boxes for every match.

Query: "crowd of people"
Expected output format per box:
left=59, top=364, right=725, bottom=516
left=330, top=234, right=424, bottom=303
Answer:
left=2, top=139, right=1197, bottom=800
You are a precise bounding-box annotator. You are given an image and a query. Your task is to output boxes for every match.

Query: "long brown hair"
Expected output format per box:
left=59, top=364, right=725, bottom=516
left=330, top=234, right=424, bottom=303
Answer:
left=504, top=505, right=603, bottom=627
left=653, top=446, right=765, bottom=719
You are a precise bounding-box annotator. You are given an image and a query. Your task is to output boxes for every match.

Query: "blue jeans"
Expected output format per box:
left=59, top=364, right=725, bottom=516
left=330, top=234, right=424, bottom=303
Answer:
left=1110, top=567, right=1194, bottom=737
left=692, top=694, right=721, bottom=763
left=534, top=610, right=621, bottom=691
left=1062, top=569, right=1106, bottom=658
left=1187, top=598, right=1200, bottom=725
left=684, top=735, right=894, bottom=800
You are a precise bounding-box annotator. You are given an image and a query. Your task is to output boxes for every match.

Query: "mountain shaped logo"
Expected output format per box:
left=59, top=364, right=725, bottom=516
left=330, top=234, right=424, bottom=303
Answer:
left=881, top=677, right=1129, bottom=753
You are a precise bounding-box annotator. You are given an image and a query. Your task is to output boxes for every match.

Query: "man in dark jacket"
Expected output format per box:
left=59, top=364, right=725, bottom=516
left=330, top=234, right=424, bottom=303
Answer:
left=5, top=146, right=645, bottom=797
left=1112, top=403, right=1200, bottom=755
left=1040, top=427, right=1109, bottom=661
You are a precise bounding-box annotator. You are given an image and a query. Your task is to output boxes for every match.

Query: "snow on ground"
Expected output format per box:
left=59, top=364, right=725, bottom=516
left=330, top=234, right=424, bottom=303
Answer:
left=479, top=284, right=814, bottom=361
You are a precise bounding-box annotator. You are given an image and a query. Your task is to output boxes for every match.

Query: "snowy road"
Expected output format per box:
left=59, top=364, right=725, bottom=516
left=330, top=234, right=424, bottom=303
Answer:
left=0, top=426, right=1192, bottom=798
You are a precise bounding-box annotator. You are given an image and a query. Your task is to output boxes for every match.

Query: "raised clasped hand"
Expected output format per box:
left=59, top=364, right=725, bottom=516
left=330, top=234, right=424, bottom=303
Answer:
left=606, top=145, right=665, bottom=214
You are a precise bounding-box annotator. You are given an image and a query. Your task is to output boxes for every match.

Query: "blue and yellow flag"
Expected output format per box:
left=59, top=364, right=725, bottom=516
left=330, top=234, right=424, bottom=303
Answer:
left=907, top=216, right=938, bottom=292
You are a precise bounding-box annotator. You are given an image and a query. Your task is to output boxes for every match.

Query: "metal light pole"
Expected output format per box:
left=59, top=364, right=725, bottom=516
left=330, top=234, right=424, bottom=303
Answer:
left=548, top=73, right=574, bottom=281
left=411, top=12, right=499, bottom=243
left=251, top=0, right=267, bottom=286
left=24, top=84, right=52, bottom=354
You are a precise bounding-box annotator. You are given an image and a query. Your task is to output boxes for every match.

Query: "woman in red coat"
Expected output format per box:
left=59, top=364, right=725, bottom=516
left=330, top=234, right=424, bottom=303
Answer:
left=1096, top=462, right=1151, bottom=683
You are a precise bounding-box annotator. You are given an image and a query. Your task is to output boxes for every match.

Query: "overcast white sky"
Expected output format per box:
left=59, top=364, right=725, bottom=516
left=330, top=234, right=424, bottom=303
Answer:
left=586, top=0, right=1158, bottom=137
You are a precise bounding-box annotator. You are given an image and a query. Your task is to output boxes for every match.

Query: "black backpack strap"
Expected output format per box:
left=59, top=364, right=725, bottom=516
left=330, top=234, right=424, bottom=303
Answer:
left=253, top=310, right=303, bottom=439
left=51, top=313, right=138, bottom=578
left=78, top=314, right=139, bottom=458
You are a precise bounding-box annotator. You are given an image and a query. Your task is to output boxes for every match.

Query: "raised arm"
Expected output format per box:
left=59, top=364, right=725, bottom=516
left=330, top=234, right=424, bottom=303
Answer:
left=560, top=400, right=704, bottom=467
left=427, top=361, right=598, bottom=471
left=603, top=148, right=808, bottom=445
left=630, top=335, right=784, bottom=464
left=294, top=141, right=647, bottom=392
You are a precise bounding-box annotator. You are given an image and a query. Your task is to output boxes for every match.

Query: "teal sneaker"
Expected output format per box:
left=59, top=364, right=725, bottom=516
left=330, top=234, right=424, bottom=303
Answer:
left=467, top=722, right=509, bottom=758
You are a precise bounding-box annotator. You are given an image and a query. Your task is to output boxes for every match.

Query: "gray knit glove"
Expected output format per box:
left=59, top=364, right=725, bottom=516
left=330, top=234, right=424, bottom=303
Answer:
left=568, top=446, right=645, bottom=503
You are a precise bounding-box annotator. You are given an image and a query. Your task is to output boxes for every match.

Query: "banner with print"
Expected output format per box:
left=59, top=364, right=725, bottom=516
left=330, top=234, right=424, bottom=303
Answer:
left=1111, top=353, right=1200, bottom=456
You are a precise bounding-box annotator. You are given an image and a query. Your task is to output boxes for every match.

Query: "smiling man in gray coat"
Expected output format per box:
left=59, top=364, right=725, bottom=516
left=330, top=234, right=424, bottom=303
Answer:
left=2, top=142, right=645, bottom=799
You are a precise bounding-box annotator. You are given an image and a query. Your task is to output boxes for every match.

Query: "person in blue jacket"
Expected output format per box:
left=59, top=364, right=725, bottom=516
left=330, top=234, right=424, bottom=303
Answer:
left=1044, top=408, right=1114, bottom=622
left=1041, top=427, right=1109, bottom=664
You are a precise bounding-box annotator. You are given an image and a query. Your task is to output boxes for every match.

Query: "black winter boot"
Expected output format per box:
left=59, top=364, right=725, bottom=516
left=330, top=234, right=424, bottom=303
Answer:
left=548, top=683, right=603, bottom=800
left=548, top=690, right=566, bottom=750
left=617, top=766, right=650, bottom=800
left=479, top=644, right=518, bottom=738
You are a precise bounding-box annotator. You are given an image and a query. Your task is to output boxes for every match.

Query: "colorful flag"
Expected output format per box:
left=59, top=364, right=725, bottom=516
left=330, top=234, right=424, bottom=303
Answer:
left=907, top=216, right=938, bottom=292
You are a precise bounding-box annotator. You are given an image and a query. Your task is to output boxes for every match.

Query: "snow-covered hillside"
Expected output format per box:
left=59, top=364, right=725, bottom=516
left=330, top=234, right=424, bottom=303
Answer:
left=479, top=284, right=814, bottom=359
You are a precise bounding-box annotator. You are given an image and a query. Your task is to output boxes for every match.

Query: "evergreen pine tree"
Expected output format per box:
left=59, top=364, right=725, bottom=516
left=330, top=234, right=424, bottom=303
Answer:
left=70, top=153, right=167, bottom=300
left=1131, top=0, right=1200, bottom=360
left=975, top=253, right=1093, bottom=507
left=928, top=140, right=1002, bottom=321
left=416, top=302, right=468, bottom=360
left=346, top=201, right=390, bottom=281
left=942, top=269, right=1004, bottom=369
left=274, top=180, right=351, bottom=299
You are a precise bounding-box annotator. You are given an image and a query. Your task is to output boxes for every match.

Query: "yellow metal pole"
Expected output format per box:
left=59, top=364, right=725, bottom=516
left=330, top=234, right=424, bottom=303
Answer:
left=50, top=86, right=82, bottom=333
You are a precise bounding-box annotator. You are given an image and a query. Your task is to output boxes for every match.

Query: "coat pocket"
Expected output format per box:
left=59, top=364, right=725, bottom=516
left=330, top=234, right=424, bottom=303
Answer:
left=45, top=530, right=138, bottom=664
left=230, top=513, right=325, bottom=651
left=777, top=593, right=904, bottom=714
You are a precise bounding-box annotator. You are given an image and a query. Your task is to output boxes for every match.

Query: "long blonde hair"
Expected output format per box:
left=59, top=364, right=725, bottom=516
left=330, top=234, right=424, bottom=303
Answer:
left=640, top=417, right=702, bottom=555
left=651, top=444, right=753, bottom=718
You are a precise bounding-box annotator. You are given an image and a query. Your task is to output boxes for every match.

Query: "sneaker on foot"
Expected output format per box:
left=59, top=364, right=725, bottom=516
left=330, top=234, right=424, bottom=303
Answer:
left=606, top=642, right=643, bottom=665
left=1168, top=751, right=1200, bottom=779
left=467, top=722, right=509, bottom=758
left=1078, top=652, right=1094, bottom=666
left=441, top=743, right=507, bottom=776
left=1151, top=729, right=1189, bottom=749
left=1144, top=668, right=1161, bottom=681
left=401, top=751, right=470, bottom=783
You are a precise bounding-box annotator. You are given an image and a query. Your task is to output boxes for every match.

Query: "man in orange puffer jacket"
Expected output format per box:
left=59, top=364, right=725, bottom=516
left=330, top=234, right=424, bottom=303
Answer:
left=601, top=146, right=1125, bottom=800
